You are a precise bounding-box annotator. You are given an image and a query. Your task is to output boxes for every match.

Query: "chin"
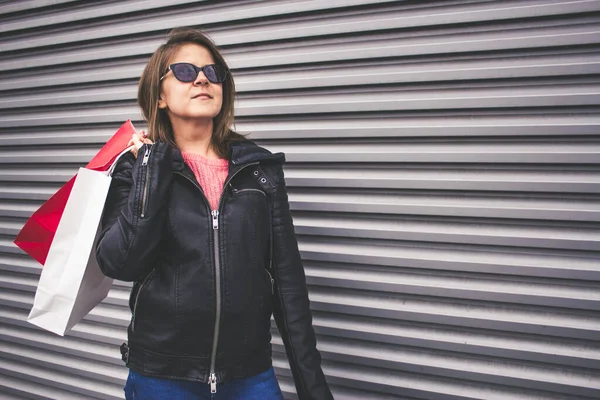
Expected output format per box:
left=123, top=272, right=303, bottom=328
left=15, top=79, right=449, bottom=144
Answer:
left=194, top=113, right=220, bottom=120
left=190, top=108, right=221, bottom=119
left=180, top=110, right=221, bottom=119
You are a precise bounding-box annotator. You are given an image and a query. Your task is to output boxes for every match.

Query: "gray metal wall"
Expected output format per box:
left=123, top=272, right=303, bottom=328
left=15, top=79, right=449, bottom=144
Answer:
left=1, top=0, right=599, bottom=399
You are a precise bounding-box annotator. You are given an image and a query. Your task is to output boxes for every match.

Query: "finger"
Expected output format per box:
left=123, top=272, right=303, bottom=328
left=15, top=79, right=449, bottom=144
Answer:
left=129, top=139, right=139, bottom=157
left=129, top=133, right=150, bottom=159
left=132, top=136, right=144, bottom=148
left=134, top=131, right=147, bottom=141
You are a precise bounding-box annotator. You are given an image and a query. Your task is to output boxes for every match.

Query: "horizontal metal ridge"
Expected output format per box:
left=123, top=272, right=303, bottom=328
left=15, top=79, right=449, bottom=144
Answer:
left=304, top=265, right=600, bottom=310
left=0, top=256, right=43, bottom=274
left=236, top=83, right=600, bottom=114
left=0, top=202, right=40, bottom=218
left=267, top=142, right=600, bottom=164
left=308, top=289, right=600, bottom=340
left=299, top=239, right=600, bottom=279
left=0, top=0, right=77, bottom=17
left=0, top=105, right=141, bottom=127
left=0, top=129, right=116, bottom=145
left=245, top=114, right=600, bottom=138
left=285, top=168, right=600, bottom=193
left=0, top=189, right=57, bottom=202
left=0, top=172, right=74, bottom=183
left=288, top=191, right=600, bottom=221
left=1, top=141, right=599, bottom=164
left=0, top=0, right=206, bottom=32
left=293, top=214, right=600, bottom=250
left=1, top=114, right=600, bottom=141
left=237, top=53, right=600, bottom=91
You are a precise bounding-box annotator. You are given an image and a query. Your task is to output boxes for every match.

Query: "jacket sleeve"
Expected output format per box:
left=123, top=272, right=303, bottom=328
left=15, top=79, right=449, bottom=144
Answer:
left=95, top=142, right=172, bottom=282
left=270, top=166, right=334, bottom=400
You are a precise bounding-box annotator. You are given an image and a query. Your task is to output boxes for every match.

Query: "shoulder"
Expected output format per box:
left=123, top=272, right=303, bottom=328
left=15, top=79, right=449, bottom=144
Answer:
left=230, top=138, right=287, bottom=190
left=229, top=137, right=286, bottom=168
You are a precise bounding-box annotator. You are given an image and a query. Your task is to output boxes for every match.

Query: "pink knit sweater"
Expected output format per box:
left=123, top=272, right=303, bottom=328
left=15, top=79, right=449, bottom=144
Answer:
left=181, top=151, right=229, bottom=210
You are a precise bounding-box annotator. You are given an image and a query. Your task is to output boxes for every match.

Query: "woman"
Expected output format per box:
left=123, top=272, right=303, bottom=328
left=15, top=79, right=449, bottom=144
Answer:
left=96, top=27, right=333, bottom=400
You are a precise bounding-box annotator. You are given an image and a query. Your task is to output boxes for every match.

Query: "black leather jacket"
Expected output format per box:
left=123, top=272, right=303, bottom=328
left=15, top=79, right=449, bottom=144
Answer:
left=95, top=139, right=332, bottom=399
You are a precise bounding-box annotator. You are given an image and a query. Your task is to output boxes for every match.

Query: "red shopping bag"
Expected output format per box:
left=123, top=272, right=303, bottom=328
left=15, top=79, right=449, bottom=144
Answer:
left=14, top=120, right=136, bottom=265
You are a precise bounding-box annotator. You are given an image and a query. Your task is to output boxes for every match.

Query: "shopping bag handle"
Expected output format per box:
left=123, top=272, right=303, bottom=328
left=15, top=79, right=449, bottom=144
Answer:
left=107, top=145, right=136, bottom=176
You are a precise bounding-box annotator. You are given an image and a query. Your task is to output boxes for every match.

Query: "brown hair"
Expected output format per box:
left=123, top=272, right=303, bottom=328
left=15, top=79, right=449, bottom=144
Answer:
left=138, top=27, right=243, bottom=158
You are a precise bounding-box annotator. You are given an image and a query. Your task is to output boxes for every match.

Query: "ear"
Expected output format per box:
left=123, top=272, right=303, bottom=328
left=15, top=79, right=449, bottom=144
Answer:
left=158, top=95, right=167, bottom=109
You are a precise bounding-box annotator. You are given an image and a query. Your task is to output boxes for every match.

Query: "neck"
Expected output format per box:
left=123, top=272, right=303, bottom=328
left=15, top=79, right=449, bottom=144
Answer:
left=171, top=118, right=220, bottom=159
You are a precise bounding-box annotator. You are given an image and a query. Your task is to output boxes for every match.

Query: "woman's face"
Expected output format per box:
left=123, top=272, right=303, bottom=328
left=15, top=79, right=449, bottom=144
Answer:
left=158, top=43, right=223, bottom=125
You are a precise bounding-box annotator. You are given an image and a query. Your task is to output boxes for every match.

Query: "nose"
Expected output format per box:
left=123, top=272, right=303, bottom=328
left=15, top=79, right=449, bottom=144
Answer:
left=194, top=71, right=209, bottom=86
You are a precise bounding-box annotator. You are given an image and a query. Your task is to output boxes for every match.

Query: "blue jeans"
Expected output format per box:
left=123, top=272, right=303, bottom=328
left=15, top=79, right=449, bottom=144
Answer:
left=124, top=367, right=284, bottom=400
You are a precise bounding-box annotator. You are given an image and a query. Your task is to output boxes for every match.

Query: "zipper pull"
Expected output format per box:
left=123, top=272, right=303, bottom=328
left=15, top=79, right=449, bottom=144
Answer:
left=266, top=269, right=275, bottom=295
left=141, top=145, right=151, bottom=166
left=209, top=373, right=217, bottom=393
left=211, top=210, right=219, bottom=230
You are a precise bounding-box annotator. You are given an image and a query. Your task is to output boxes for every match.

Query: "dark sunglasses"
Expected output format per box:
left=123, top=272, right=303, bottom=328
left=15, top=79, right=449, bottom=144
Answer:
left=160, top=62, right=228, bottom=84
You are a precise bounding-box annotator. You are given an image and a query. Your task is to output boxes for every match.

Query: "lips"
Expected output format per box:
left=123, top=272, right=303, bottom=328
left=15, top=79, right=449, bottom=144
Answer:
left=192, top=93, right=213, bottom=99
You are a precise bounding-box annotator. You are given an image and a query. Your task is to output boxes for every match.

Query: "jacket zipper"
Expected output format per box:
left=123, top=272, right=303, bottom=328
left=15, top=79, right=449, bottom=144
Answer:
left=175, top=161, right=258, bottom=393
left=131, top=269, right=155, bottom=332
left=140, top=145, right=152, bottom=218
left=209, top=209, right=220, bottom=393
left=265, top=268, right=274, bottom=295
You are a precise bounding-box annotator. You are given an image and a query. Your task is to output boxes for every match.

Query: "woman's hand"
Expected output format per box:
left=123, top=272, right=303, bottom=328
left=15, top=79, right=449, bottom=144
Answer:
left=128, top=131, right=154, bottom=158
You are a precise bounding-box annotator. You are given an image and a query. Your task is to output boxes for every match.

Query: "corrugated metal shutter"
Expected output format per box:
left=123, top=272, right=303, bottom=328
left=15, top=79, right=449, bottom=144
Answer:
left=1, top=0, right=599, bottom=399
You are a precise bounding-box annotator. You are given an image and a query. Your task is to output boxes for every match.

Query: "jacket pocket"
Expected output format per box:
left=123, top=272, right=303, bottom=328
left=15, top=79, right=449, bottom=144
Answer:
left=231, top=187, right=266, bottom=197
left=131, top=269, right=156, bottom=332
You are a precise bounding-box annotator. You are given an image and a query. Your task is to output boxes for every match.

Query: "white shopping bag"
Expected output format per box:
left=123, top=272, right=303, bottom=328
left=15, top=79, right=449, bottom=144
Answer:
left=28, top=149, right=131, bottom=335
